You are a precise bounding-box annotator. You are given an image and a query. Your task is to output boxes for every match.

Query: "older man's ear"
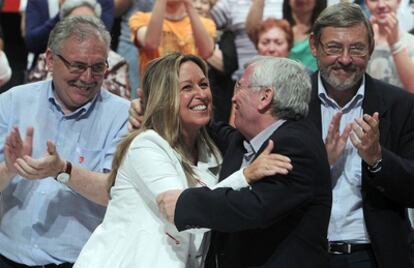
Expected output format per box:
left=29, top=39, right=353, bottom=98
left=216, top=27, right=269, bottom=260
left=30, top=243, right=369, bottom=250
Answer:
left=258, top=87, right=273, bottom=111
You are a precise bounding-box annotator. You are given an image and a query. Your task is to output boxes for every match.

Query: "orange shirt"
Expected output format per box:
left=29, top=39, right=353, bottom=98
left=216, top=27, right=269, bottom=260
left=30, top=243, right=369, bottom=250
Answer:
left=129, top=12, right=216, bottom=75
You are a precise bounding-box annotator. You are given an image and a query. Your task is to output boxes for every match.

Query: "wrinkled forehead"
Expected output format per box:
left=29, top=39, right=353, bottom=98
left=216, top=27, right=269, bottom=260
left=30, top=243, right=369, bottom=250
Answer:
left=62, top=33, right=107, bottom=48
left=319, top=24, right=370, bottom=45
left=58, top=35, right=109, bottom=61
left=56, top=27, right=108, bottom=50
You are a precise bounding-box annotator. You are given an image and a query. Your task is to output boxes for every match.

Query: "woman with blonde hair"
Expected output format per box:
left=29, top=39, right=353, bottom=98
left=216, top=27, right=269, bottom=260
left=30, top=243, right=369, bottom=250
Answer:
left=74, top=53, right=291, bottom=268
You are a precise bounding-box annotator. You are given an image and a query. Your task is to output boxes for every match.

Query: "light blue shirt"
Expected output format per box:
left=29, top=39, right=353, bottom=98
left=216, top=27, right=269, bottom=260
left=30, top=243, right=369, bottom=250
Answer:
left=0, top=80, right=129, bottom=265
left=318, top=74, right=370, bottom=243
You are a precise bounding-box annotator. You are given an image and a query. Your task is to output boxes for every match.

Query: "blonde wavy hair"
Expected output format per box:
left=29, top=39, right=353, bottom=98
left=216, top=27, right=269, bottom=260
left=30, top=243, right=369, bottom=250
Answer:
left=108, top=53, right=220, bottom=190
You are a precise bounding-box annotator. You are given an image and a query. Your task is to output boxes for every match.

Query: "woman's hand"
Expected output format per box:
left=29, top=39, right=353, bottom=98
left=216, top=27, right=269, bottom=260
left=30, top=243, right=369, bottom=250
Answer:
left=370, top=12, right=400, bottom=47
left=243, top=140, right=292, bottom=184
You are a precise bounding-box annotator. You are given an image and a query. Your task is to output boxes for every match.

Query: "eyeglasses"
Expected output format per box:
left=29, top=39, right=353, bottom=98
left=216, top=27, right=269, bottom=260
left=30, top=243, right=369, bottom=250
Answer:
left=56, top=54, right=108, bottom=75
left=318, top=41, right=369, bottom=57
left=234, top=81, right=266, bottom=91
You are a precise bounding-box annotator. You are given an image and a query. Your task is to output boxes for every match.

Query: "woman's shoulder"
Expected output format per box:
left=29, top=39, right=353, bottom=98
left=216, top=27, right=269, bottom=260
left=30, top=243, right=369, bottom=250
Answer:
left=131, top=129, right=168, bottom=146
left=129, top=130, right=179, bottom=159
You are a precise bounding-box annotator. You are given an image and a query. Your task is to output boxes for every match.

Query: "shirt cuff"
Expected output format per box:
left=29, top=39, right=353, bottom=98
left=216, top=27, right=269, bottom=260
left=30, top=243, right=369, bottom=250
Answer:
left=211, top=169, right=250, bottom=190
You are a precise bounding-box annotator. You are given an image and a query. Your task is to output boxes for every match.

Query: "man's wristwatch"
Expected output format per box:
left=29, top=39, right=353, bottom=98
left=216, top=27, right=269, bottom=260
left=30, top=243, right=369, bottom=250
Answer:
left=55, top=161, right=72, bottom=184
left=367, top=158, right=382, bottom=173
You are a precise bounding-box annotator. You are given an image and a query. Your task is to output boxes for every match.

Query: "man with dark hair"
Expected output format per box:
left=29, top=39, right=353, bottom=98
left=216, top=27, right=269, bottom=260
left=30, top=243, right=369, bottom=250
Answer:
left=308, top=3, right=414, bottom=267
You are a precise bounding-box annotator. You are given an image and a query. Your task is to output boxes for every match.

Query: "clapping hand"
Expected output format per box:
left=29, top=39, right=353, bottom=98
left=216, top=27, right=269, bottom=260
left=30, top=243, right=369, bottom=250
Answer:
left=371, top=12, right=400, bottom=48
left=350, top=112, right=382, bottom=166
left=4, top=126, right=33, bottom=177
left=325, top=112, right=352, bottom=166
left=14, top=140, right=66, bottom=180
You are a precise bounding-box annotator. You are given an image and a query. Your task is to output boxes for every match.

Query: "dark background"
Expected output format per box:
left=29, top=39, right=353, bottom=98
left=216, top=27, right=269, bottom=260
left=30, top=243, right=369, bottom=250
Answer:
left=0, top=12, right=27, bottom=93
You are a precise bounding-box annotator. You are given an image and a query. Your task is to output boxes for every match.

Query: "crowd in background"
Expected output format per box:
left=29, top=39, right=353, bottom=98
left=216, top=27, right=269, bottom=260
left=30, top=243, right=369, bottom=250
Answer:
left=1, top=0, right=413, bottom=120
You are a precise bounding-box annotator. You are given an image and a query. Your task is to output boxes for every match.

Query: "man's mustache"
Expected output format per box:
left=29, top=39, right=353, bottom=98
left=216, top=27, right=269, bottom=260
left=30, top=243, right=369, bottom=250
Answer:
left=69, top=80, right=98, bottom=89
left=330, top=63, right=357, bottom=72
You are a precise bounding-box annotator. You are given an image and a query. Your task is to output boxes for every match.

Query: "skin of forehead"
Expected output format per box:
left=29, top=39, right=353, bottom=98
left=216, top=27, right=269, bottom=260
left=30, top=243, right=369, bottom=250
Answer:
left=320, top=25, right=370, bottom=45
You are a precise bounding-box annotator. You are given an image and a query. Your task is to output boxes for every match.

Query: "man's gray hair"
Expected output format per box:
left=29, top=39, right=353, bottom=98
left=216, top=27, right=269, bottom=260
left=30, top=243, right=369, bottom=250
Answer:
left=312, top=2, right=374, bottom=54
left=248, top=56, right=311, bottom=120
left=47, top=15, right=111, bottom=54
left=60, top=0, right=102, bottom=19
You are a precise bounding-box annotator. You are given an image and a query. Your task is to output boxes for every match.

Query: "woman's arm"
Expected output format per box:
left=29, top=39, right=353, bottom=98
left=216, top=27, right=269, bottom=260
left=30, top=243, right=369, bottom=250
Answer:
left=137, top=0, right=167, bottom=50
left=185, top=0, right=215, bottom=59
left=245, top=0, right=264, bottom=44
left=206, top=46, right=224, bottom=72
left=392, top=44, right=414, bottom=92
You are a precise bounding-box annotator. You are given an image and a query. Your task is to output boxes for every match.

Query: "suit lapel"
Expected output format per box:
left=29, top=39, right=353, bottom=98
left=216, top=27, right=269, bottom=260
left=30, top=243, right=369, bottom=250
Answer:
left=219, top=132, right=245, bottom=181
left=308, top=73, right=323, bottom=134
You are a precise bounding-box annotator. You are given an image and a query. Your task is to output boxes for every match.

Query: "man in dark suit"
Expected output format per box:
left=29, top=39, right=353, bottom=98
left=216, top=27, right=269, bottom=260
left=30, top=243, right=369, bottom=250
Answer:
left=157, top=56, right=332, bottom=267
left=307, top=3, right=414, bottom=268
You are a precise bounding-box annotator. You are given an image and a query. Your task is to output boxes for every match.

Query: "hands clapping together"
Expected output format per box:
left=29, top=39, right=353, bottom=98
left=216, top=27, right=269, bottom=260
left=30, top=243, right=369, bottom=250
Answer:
left=325, top=111, right=382, bottom=167
left=4, top=126, right=66, bottom=180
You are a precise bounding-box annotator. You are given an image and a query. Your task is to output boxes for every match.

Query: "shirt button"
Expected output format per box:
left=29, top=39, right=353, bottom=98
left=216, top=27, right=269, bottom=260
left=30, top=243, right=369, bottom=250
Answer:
left=40, top=191, right=46, bottom=195
left=34, top=244, right=39, bottom=248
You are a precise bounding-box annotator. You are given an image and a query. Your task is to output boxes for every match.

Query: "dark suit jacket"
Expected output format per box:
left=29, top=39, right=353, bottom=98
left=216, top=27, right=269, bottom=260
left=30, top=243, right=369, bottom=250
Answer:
left=308, top=73, right=414, bottom=268
left=175, top=119, right=332, bottom=267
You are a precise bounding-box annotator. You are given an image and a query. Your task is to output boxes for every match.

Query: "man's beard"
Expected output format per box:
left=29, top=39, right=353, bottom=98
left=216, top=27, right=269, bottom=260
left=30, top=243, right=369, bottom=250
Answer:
left=319, top=62, right=365, bottom=92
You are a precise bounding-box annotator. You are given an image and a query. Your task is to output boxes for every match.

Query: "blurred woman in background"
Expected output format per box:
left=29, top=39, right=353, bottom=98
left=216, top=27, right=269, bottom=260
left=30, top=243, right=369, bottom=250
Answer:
left=253, top=17, right=293, bottom=57
left=282, top=0, right=326, bottom=71
left=365, top=0, right=414, bottom=92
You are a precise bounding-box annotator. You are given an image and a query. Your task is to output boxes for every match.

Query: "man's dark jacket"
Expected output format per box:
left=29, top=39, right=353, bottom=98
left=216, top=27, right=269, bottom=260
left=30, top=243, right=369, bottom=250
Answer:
left=175, top=118, right=332, bottom=268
